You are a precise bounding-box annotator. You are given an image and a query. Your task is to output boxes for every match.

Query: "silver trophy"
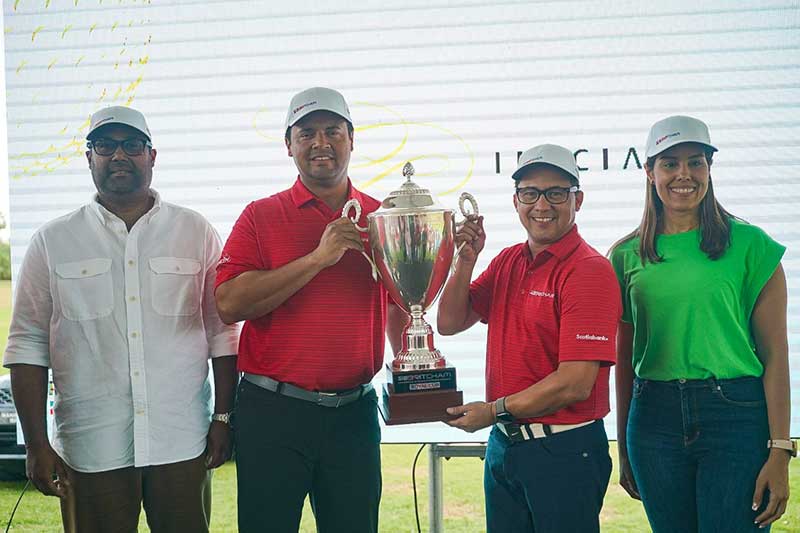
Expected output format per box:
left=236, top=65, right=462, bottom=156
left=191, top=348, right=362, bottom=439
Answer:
left=342, top=162, right=477, bottom=424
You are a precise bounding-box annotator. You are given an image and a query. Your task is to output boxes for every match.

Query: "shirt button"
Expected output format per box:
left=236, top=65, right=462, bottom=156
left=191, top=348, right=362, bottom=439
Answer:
left=81, top=269, right=88, bottom=275
left=128, top=260, right=135, bottom=266
left=131, top=332, right=138, bottom=338
left=129, top=296, right=137, bottom=302
left=135, top=409, right=144, bottom=415
left=133, top=371, right=140, bottom=377
left=175, top=266, right=180, bottom=271
left=679, top=378, right=687, bottom=384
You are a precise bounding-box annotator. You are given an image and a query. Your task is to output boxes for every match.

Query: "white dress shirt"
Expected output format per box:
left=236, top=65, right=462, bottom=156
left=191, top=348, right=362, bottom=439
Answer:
left=4, top=190, right=239, bottom=473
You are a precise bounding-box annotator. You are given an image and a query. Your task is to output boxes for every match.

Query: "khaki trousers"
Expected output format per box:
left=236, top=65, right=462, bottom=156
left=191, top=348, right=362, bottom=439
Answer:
left=60, top=452, right=211, bottom=533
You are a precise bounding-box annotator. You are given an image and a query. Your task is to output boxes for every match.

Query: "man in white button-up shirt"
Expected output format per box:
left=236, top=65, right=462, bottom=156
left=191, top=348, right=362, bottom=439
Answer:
left=4, top=106, right=239, bottom=533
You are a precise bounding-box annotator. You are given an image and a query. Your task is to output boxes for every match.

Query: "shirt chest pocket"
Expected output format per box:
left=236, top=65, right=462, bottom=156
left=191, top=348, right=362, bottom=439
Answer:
left=149, top=257, right=202, bottom=316
left=55, top=258, right=114, bottom=321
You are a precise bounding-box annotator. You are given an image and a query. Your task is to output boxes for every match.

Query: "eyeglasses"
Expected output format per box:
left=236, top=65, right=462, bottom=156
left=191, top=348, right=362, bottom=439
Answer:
left=515, top=185, right=579, bottom=205
left=87, top=138, right=151, bottom=157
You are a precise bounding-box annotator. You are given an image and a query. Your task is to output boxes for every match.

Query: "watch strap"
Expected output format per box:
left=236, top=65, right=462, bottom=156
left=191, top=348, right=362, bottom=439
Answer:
left=767, top=439, right=797, bottom=458
left=494, top=397, right=513, bottom=423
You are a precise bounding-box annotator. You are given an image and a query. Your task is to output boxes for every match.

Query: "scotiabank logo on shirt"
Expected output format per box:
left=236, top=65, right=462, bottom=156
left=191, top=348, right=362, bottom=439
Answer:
left=576, top=333, right=609, bottom=342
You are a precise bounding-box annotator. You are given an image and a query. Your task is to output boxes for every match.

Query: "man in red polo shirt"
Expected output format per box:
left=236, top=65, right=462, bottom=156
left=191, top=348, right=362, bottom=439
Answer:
left=437, top=144, right=621, bottom=533
left=215, top=87, right=404, bottom=533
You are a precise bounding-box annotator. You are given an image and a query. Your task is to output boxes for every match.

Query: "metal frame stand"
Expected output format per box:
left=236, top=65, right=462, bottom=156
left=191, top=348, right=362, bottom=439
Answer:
left=427, top=443, right=487, bottom=533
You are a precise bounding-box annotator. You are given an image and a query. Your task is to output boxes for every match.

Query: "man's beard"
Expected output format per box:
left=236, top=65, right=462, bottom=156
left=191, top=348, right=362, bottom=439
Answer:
left=98, top=167, right=143, bottom=195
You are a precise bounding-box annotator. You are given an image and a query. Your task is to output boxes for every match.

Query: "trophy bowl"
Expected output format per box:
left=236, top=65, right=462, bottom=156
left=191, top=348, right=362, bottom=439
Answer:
left=368, top=199, right=455, bottom=371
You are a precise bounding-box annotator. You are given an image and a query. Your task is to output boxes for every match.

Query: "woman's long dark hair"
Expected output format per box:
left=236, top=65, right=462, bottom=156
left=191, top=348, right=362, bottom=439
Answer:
left=610, top=150, right=736, bottom=264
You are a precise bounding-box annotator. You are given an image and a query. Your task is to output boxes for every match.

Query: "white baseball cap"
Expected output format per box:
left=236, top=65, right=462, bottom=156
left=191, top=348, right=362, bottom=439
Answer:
left=87, top=106, right=151, bottom=140
left=512, top=144, right=580, bottom=183
left=285, top=87, right=352, bottom=130
left=645, top=115, right=717, bottom=159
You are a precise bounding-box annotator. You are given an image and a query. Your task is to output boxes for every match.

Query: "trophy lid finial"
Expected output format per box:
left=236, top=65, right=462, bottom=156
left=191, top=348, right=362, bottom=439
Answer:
left=374, top=160, right=448, bottom=211
left=402, top=162, right=415, bottom=180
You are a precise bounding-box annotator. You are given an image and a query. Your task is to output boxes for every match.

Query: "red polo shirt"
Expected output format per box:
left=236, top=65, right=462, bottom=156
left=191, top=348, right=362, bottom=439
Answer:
left=469, top=225, right=621, bottom=424
left=216, top=178, right=387, bottom=391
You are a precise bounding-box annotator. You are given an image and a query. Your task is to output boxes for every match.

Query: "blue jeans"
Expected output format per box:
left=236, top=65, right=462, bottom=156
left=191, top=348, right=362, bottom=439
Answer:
left=484, top=420, right=611, bottom=533
left=628, top=376, right=770, bottom=533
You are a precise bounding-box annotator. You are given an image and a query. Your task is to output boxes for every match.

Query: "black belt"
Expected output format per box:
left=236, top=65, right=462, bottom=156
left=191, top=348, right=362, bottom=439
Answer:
left=242, top=373, right=373, bottom=408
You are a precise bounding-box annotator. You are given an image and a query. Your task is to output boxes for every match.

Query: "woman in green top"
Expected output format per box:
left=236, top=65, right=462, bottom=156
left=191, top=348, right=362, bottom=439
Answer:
left=610, top=115, right=792, bottom=532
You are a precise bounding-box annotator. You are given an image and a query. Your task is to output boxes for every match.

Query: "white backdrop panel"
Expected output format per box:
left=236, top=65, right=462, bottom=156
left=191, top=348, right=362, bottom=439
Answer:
left=4, top=0, right=800, bottom=442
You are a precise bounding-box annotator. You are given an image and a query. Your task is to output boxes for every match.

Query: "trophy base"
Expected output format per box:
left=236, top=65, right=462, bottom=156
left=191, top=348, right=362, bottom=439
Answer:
left=385, top=363, right=457, bottom=393
left=379, top=383, right=464, bottom=425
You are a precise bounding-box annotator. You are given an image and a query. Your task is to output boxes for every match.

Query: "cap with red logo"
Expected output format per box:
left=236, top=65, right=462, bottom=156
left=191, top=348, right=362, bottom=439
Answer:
left=645, top=115, right=718, bottom=159
left=512, top=144, right=580, bottom=184
left=87, top=106, right=151, bottom=141
left=285, top=87, right=352, bottom=130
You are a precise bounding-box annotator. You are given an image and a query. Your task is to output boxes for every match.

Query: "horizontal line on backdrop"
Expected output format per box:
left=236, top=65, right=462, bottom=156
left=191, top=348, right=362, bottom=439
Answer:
left=6, top=17, right=797, bottom=56
left=4, top=0, right=586, bottom=21
left=11, top=41, right=800, bottom=82
left=6, top=60, right=798, bottom=92
left=8, top=100, right=800, bottom=128
left=6, top=2, right=794, bottom=45
left=6, top=81, right=800, bottom=109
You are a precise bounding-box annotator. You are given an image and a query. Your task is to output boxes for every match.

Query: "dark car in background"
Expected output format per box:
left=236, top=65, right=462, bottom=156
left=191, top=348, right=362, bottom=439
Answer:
left=0, top=373, right=26, bottom=480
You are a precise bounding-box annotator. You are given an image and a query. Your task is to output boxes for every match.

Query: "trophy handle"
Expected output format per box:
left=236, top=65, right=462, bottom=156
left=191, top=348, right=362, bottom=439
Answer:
left=341, top=199, right=379, bottom=281
left=458, top=192, right=479, bottom=218
left=342, top=198, right=369, bottom=232
left=454, top=192, right=480, bottom=269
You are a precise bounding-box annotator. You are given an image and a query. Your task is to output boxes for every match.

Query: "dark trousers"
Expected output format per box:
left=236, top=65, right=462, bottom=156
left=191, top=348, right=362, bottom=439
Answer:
left=484, top=420, right=611, bottom=533
left=60, top=452, right=211, bottom=533
left=628, top=376, right=770, bottom=533
left=235, top=379, right=382, bottom=533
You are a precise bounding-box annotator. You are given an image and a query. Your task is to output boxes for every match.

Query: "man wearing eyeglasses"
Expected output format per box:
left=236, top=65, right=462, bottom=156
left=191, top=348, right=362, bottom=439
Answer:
left=437, top=144, right=621, bottom=533
left=5, top=106, right=239, bottom=533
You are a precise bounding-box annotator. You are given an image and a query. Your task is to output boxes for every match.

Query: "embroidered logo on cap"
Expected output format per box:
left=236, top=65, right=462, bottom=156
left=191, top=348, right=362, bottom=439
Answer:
left=656, top=132, right=681, bottom=145
left=521, top=155, right=544, bottom=166
left=94, top=117, right=116, bottom=127
left=292, top=101, right=317, bottom=115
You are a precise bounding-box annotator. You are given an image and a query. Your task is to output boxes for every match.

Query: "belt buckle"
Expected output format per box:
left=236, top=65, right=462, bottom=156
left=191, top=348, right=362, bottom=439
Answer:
left=505, top=423, right=525, bottom=442
left=317, top=391, right=342, bottom=408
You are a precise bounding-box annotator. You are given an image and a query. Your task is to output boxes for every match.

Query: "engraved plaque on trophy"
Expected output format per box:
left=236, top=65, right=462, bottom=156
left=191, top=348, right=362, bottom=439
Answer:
left=343, top=162, right=477, bottom=425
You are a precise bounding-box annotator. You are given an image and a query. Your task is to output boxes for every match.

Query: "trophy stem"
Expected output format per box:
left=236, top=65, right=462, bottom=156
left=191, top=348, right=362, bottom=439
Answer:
left=393, top=306, right=446, bottom=371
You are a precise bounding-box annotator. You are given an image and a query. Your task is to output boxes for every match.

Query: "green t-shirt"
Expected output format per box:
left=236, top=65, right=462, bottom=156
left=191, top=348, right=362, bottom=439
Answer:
left=610, top=219, right=785, bottom=380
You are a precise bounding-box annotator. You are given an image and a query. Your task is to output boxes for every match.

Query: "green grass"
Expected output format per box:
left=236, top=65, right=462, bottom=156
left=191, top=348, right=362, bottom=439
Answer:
left=1, top=280, right=798, bottom=531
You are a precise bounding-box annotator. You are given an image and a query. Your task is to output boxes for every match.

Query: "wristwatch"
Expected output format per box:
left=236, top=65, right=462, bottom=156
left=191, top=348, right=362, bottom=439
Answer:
left=211, top=412, right=232, bottom=425
left=494, top=397, right=514, bottom=424
left=767, top=439, right=797, bottom=458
